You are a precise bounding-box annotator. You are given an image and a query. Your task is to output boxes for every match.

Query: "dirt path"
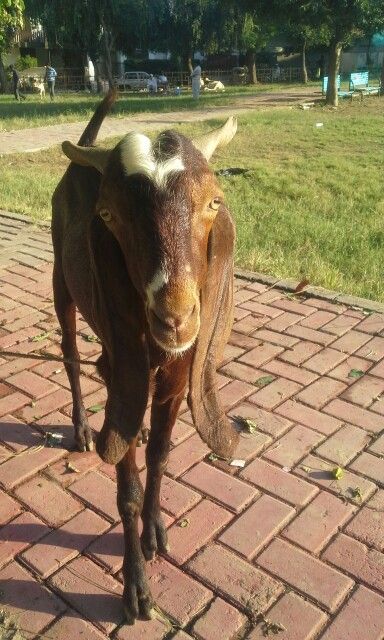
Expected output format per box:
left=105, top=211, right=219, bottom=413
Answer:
left=0, top=88, right=319, bottom=154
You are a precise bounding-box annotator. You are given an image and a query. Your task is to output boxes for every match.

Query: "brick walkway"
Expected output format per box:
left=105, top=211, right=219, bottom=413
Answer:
left=0, top=211, right=383, bottom=640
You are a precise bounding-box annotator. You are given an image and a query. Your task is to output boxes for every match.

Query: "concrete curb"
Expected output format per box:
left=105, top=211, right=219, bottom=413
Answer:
left=1, top=210, right=383, bottom=313
left=0, top=208, right=50, bottom=228
left=235, top=268, right=384, bottom=314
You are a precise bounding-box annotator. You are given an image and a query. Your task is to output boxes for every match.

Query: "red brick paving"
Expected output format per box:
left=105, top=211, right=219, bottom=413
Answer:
left=0, top=226, right=384, bottom=639
left=248, top=591, right=328, bottom=640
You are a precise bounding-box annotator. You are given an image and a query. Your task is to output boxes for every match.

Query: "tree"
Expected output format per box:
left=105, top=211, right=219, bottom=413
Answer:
left=0, top=0, right=24, bottom=93
left=287, top=1, right=384, bottom=106
left=202, top=0, right=276, bottom=84
left=25, top=0, right=147, bottom=88
left=254, top=0, right=384, bottom=104
left=239, top=12, right=275, bottom=83
left=147, top=0, right=218, bottom=70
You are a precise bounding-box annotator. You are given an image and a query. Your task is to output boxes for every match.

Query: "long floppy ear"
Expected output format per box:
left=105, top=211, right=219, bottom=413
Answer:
left=189, top=207, right=240, bottom=459
left=88, top=216, right=150, bottom=465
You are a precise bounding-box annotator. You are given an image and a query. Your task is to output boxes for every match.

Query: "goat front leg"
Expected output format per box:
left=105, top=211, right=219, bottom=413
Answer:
left=141, top=356, right=190, bottom=560
left=53, top=264, right=93, bottom=452
left=117, top=443, right=155, bottom=624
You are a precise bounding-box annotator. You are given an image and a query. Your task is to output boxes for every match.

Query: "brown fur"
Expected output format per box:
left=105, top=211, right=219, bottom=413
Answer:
left=52, top=90, right=238, bottom=622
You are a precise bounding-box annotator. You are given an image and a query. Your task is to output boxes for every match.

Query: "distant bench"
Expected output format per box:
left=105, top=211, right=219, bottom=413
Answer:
left=321, top=75, right=353, bottom=99
left=322, top=72, right=380, bottom=99
left=349, top=71, right=380, bottom=97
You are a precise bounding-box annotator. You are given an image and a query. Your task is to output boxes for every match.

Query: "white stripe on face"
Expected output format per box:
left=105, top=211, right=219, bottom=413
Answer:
left=119, top=132, right=184, bottom=188
left=146, top=268, right=169, bottom=307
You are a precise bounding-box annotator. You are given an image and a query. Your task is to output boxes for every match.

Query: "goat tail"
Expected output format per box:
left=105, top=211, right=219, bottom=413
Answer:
left=77, top=87, right=118, bottom=147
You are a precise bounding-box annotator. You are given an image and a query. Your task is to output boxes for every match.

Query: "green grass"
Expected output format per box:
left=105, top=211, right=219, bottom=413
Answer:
left=0, top=83, right=315, bottom=131
left=1, top=97, right=383, bottom=301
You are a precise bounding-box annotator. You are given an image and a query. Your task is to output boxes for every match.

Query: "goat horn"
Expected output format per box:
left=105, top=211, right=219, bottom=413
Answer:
left=62, top=141, right=111, bottom=174
left=192, top=116, right=237, bottom=161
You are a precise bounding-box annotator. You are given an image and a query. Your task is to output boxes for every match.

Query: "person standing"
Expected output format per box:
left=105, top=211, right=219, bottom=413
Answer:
left=45, top=64, right=57, bottom=100
left=191, top=63, right=201, bottom=99
left=10, top=65, right=26, bottom=101
left=147, top=74, right=158, bottom=94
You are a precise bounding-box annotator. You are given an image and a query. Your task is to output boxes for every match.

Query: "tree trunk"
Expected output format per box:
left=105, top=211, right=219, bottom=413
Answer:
left=187, top=56, right=193, bottom=74
left=301, top=39, right=308, bottom=83
left=94, top=60, right=103, bottom=94
left=246, top=49, right=257, bottom=84
left=0, top=56, right=8, bottom=94
left=100, top=18, right=114, bottom=88
left=326, top=39, right=342, bottom=107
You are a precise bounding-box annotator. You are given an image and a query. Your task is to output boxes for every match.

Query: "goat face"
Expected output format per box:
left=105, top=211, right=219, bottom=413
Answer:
left=93, top=131, right=224, bottom=355
left=62, top=117, right=237, bottom=358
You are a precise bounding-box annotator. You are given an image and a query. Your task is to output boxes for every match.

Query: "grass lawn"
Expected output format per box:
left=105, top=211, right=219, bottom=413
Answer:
left=0, top=83, right=313, bottom=131
left=0, top=97, right=383, bottom=301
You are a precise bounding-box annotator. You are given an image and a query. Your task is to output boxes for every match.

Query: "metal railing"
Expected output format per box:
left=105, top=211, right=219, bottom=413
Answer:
left=18, top=66, right=312, bottom=92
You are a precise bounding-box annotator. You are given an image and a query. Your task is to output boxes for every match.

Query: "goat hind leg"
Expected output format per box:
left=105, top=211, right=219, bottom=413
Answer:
left=53, top=264, right=93, bottom=451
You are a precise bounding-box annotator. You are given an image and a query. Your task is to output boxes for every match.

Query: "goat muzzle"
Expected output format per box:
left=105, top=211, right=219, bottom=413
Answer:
left=148, top=303, right=199, bottom=354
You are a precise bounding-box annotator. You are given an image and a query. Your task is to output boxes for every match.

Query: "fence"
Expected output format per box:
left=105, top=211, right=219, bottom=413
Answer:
left=163, top=67, right=307, bottom=87
left=19, top=66, right=311, bottom=92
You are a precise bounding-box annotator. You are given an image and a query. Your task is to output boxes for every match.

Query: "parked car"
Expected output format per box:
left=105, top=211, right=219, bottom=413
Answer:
left=115, top=71, right=150, bottom=91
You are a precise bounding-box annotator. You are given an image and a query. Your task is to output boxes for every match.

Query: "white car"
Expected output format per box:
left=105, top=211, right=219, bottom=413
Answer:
left=115, top=71, right=150, bottom=91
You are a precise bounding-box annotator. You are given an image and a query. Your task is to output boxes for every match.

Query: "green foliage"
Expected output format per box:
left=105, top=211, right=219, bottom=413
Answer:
left=0, top=0, right=24, bottom=54
left=270, top=0, right=384, bottom=47
left=14, top=54, right=37, bottom=69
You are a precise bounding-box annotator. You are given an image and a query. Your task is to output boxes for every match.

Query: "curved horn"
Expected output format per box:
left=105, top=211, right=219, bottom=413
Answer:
left=192, top=116, right=237, bottom=161
left=62, top=141, right=111, bottom=174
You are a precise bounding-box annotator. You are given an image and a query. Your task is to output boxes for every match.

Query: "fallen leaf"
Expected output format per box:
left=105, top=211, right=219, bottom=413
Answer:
left=66, top=461, right=80, bottom=473
left=45, top=432, right=64, bottom=447
left=348, top=369, right=364, bottom=379
left=332, top=466, right=344, bottom=480
left=300, top=465, right=312, bottom=473
left=351, top=486, right=363, bottom=502
left=294, top=278, right=310, bottom=294
left=255, top=375, right=275, bottom=388
left=178, top=518, right=190, bottom=528
left=234, top=416, right=258, bottom=434
left=230, top=459, right=246, bottom=468
left=84, top=334, right=100, bottom=343
left=30, top=331, right=52, bottom=342
left=88, top=404, right=104, bottom=413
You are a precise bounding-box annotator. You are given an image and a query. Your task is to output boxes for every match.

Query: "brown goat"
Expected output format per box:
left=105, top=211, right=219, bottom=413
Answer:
left=52, top=89, right=239, bottom=623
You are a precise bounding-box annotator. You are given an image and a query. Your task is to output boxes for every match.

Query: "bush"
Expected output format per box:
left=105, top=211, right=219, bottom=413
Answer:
left=15, top=55, right=38, bottom=71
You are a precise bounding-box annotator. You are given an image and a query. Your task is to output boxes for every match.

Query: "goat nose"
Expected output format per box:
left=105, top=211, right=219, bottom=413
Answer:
left=152, top=305, right=196, bottom=330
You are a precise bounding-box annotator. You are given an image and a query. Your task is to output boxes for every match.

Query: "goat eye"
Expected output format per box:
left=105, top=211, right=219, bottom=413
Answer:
left=99, top=209, right=112, bottom=222
left=209, top=198, right=221, bottom=211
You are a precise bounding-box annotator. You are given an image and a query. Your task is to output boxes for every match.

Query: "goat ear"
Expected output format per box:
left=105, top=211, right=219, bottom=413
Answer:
left=189, top=207, right=240, bottom=459
left=192, top=116, right=237, bottom=161
left=62, top=141, right=110, bottom=174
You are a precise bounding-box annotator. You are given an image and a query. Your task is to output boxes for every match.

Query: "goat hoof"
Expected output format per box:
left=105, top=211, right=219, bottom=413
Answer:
left=74, top=423, right=93, bottom=453
left=141, top=516, right=169, bottom=560
left=123, top=579, right=154, bottom=624
left=124, top=607, right=135, bottom=626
